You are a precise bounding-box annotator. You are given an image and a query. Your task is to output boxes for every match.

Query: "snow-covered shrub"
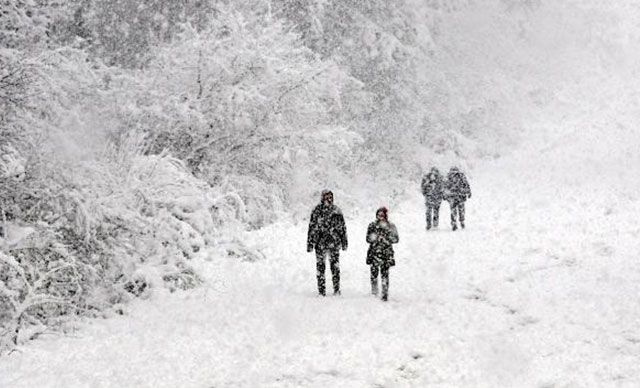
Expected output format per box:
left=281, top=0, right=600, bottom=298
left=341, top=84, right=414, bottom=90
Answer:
left=0, top=46, right=232, bottom=353
left=0, top=140, right=231, bottom=352
left=0, top=242, right=84, bottom=351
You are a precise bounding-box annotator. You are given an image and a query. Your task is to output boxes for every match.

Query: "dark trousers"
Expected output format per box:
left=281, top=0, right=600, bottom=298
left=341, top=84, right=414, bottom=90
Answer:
left=316, top=248, right=340, bottom=295
left=370, top=264, right=390, bottom=300
left=449, top=199, right=466, bottom=228
left=425, top=201, right=441, bottom=229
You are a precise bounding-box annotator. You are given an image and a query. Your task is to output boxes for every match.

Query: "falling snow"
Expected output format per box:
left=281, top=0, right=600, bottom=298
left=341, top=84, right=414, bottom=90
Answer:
left=2, top=1, right=640, bottom=386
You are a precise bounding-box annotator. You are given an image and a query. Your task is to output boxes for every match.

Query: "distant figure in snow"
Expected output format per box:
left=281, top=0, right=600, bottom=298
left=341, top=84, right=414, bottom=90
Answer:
left=444, top=167, right=471, bottom=231
left=420, top=167, right=444, bottom=230
left=307, top=189, right=348, bottom=296
left=366, top=207, right=399, bottom=301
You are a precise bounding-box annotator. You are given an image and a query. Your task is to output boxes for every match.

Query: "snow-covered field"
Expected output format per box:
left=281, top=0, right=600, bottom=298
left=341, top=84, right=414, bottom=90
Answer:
left=1, top=123, right=640, bottom=387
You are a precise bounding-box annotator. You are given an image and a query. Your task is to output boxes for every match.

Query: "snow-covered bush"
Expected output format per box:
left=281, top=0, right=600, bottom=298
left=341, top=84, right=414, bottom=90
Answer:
left=0, top=138, right=231, bottom=352
left=0, top=47, right=231, bottom=353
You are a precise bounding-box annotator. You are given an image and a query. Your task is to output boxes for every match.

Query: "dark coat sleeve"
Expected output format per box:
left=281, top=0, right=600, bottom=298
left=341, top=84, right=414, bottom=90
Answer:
left=366, top=222, right=377, bottom=244
left=463, top=175, right=471, bottom=197
left=388, top=223, right=399, bottom=244
left=420, top=175, right=428, bottom=196
left=307, top=206, right=319, bottom=248
left=336, top=210, right=348, bottom=249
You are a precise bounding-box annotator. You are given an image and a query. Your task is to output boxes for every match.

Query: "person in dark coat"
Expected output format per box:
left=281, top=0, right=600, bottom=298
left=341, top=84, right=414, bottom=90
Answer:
left=420, top=167, right=444, bottom=230
left=366, top=207, right=399, bottom=301
left=307, top=189, right=348, bottom=296
left=444, top=167, right=471, bottom=231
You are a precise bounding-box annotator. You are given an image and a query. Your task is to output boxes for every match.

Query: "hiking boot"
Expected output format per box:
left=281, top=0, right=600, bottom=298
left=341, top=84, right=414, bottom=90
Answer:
left=461, top=222, right=465, bottom=229
left=452, top=224, right=458, bottom=231
left=381, top=295, right=388, bottom=302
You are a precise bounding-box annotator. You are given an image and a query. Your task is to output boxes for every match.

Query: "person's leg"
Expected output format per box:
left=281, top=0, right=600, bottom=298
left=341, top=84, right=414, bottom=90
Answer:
left=381, top=264, right=390, bottom=301
left=370, top=264, right=379, bottom=295
left=433, top=202, right=441, bottom=228
left=450, top=200, right=458, bottom=230
left=315, top=249, right=326, bottom=296
left=329, top=249, right=341, bottom=295
left=424, top=201, right=430, bottom=229
left=459, top=201, right=466, bottom=229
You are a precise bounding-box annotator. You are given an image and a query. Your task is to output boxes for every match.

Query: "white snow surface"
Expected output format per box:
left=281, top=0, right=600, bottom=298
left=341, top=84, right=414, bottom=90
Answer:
left=1, top=126, right=640, bottom=387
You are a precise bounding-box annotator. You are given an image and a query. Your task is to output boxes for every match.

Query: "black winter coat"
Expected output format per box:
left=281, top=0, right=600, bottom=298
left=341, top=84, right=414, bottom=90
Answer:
left=366, top=221, right=399, bottom=266
left=307, top=203, right=348, bottom=251
left=444, top=171, right=471, bottom=201
left=421, top=172, right=444, bottom=204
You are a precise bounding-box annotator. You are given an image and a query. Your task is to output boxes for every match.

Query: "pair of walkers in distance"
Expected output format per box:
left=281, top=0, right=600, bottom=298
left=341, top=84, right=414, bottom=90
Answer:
left=421, top=166, right=472, bottom=231
left=306, top=167, right=472, bottom=301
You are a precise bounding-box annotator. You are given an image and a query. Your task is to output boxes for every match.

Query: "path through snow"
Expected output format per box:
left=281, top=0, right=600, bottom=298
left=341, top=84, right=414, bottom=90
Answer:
left=1, top=127, right=640, bottom=387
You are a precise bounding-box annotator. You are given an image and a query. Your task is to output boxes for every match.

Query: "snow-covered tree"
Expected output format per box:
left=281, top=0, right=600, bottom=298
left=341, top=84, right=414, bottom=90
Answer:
left=107, top=4, right=362, bottom=226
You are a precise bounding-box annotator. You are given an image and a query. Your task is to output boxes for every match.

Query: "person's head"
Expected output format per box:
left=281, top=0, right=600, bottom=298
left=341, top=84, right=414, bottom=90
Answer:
left=320, top=189, right=334, bottom=205
left=449, top=166, right=460, bottom=175
left=376, top=206, right=388, bottom=222
left=430, top=166, right=440, bottom=176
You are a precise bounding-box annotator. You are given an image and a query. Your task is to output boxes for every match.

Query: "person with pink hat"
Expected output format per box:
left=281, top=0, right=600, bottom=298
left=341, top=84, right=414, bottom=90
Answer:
left=365, top=206, right=399, bottom=301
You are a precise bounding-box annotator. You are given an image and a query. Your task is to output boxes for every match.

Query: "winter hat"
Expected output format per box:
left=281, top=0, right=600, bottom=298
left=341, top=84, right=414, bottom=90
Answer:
left=376, top=206, right=389, bottom=221
left=320, top=189, right=333, bottom=202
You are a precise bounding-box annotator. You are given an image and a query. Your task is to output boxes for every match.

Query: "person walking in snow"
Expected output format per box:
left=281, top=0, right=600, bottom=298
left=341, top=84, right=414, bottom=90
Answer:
left=444, top=167, right=471, bottom=231
left=307, top=189, right=348, bottom=296
left=421, top=167, right=444, bottom=230
left=366, top=207, right=399, bottom=301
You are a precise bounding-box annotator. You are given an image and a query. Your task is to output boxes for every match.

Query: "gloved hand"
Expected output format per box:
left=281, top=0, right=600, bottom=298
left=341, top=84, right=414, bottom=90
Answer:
left=341, top=243, right=348, bottom=251
left=307, top=244, right=314, bottom=253
left=468, top=193, right=472, bottom=199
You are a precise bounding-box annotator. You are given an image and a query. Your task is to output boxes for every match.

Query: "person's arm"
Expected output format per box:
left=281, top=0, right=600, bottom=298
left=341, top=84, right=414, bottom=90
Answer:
left=443, top=179, right=451, bottom=200
left=366, top=223, right=377, bottom=244
left=338, top=211, right=348, bottom=250
left=307, top=208, right=318, bottom=251
left=464, top=176, right=471, bottom=198
left=420, top=176, right=428, bottom=195
left=389, top=224, right=399, bottom=244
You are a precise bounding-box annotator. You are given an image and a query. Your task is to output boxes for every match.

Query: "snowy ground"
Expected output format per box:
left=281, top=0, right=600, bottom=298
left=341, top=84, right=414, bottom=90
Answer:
left=2, top=124, right=640, bottom=387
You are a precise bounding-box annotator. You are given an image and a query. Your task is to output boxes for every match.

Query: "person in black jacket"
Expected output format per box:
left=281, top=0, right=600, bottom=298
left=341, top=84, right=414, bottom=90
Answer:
left=307, top=190, right=348, bottom=296
left=444, top=167, right=471, bottom=231
left=366, top=207, right=399, bottom=301
left=421, top=167, right=444, bottom=230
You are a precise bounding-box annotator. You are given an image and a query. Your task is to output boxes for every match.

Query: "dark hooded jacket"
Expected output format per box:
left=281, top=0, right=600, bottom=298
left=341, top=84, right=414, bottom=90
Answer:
left=421, top=167, right=444, bottom=204
left=444, top=168, right=471, bottom=201
left=307, top=191, right=348, bottom=251
left=366, top=208, right=399, bottom=266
